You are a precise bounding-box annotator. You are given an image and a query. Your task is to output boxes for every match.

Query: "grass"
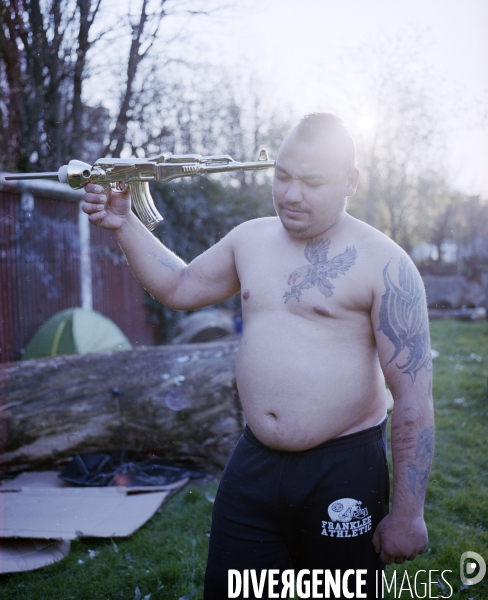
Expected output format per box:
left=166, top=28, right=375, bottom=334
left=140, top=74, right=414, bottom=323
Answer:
left=0, top=485, right=217, bottom=600
left=1, top=319, right=487, bottom=599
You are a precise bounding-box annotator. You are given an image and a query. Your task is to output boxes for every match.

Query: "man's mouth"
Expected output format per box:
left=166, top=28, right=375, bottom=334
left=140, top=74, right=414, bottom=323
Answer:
left=283, top=206, right=305, bottom=216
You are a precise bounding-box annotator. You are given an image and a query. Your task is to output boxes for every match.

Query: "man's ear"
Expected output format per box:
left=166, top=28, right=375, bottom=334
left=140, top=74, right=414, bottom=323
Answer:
left=346, top=167, right=360, bottom=197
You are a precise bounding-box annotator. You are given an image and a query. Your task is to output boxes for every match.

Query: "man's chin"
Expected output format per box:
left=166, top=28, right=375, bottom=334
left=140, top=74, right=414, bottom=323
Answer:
left=279, top=216, right=312, bottom=238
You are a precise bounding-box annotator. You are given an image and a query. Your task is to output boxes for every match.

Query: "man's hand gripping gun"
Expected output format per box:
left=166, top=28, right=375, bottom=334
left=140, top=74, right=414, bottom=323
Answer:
left=5, top=150, right=275, bottom=231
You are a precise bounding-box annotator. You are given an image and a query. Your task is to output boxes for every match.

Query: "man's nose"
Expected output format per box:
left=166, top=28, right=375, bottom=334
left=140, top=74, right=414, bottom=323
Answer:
left=284, top=179, right=303, bottom=203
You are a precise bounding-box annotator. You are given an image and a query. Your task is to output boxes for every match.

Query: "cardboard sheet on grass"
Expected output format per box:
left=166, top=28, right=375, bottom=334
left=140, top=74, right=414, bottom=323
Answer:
left=0, top=471, right=189, bottom=573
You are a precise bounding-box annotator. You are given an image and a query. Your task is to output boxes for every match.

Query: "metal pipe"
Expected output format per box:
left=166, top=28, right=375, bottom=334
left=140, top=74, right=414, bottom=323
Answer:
left=5, top=172, right=59, bottom=181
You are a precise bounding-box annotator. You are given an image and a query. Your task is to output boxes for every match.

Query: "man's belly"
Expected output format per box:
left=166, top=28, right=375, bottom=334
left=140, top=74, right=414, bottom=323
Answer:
left=235, top=314, right=387, bottom=450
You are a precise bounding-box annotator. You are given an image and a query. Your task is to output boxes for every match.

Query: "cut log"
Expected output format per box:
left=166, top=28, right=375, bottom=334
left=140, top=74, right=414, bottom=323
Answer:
left=171, top=308, right=236, bottom=344
left=0, top=340, right=244, bottom=474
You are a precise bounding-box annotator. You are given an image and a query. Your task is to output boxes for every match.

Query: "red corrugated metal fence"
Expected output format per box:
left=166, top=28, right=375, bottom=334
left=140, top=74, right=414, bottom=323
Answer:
left=0, top=185, right=156, bottom=362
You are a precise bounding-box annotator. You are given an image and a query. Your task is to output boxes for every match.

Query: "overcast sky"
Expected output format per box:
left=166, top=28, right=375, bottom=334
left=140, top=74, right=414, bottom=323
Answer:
left=177, top=0, right=488, bottom=197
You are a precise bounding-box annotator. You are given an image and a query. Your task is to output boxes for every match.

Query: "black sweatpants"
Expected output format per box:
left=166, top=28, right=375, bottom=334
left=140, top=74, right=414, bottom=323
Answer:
left=204, top=420, right=389, bottom=599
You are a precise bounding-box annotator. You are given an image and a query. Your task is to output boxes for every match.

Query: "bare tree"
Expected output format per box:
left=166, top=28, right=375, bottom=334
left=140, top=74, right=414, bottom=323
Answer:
left=101, top=0, right=236, bottom=159
left=103, top=0, right=167, bottom=157
left=412, top=170, right=461, bottom=262
left=0, top=0, right=231, bottom=170
left=113, top=60, right=288, bottom=190
left=456, top=195, right=488, bottom=276
left=347, top=31, right=447, bottom=251
left=69, top=0, right=103, bottom=157
left=0, top=0, right=104, bottom=171
left=0, top=0, right=23, bottom=169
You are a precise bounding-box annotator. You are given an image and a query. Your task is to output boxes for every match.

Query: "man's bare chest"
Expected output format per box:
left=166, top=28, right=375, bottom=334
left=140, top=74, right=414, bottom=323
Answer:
left=235, top=234, right=373, bottom=319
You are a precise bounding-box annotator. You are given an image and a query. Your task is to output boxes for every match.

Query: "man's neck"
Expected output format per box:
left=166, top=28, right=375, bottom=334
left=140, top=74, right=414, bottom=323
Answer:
left=284, top=211, right=349, bottom=244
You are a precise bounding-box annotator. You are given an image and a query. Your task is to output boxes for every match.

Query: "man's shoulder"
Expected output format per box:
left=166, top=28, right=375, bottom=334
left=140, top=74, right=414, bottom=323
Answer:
left=345, top=217, right=422, bottom=294
left=228, top=216, right=280, bottom=241
left=346, top=216, right=408, bottom=259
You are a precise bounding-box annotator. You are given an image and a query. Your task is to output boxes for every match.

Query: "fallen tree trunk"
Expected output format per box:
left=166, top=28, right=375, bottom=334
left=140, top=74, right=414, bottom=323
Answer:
left=0, top=340, right=244, bottom=474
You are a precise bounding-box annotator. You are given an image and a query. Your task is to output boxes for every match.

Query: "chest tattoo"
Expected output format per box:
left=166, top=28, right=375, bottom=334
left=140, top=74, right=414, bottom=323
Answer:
left=283, top=238, right=358, bottom=303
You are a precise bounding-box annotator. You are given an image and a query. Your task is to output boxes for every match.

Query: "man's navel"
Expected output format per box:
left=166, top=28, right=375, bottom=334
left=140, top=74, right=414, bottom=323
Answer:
left=313, top=305, right=331, bottom=317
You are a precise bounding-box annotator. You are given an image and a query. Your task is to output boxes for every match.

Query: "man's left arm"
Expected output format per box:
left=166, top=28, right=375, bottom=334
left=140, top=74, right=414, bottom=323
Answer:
left=371, top=254, right=435, bottom=564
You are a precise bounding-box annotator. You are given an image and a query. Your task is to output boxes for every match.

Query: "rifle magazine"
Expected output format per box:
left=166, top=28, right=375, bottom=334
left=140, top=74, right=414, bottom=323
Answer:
left=129, top=182, right=164, bottom=231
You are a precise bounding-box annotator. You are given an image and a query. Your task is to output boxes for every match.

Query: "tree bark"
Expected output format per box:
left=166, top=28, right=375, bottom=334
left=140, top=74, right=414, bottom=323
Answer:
left=0, top=0, right=23, bottom=170
left=0, top=339, right=244, bottom=474
left=106, top=0, right=151, bottom=158
left=69, top=0, right=96, bottom=159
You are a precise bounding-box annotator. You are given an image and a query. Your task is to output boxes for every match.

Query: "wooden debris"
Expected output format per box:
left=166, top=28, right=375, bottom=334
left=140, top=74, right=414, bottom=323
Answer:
left=0, top=340, right=244, bottom=474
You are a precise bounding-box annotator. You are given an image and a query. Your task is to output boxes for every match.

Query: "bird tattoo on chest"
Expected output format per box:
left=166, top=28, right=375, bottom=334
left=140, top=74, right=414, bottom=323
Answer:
left=283, top=238, right=358, bottom=303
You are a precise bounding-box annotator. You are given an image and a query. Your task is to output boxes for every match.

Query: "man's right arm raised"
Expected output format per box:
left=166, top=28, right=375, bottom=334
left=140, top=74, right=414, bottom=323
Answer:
left=82, top=183, right=241, bottom=310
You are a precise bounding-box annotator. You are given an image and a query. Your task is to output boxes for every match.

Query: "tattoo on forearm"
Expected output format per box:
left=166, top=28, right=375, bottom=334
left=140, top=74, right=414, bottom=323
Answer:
left=378, top=257, right=432, bottom=380
left=407, top=426, right=434, bottom=503
left=147, top=233, right=179, bottom=272
left=283, top=238, right=357, bottom=303
left=158, top=257, right=177, bottom=271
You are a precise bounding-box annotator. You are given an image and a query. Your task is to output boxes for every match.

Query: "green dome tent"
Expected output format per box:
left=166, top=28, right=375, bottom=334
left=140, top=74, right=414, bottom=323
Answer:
left=22, top=308, right=132, bottom=360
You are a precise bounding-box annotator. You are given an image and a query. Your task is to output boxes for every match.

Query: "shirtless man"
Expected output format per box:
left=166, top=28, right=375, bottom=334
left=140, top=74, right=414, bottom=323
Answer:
left=82, top=113, right=434, bottom=599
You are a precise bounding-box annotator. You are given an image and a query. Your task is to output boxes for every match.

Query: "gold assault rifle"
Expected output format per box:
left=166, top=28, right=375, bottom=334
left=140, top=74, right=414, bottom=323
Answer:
left=5, top=150, right=275, bottom=231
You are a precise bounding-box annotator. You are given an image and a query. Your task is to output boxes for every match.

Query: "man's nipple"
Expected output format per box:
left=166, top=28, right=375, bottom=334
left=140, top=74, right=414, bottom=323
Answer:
left=313, top=305, right=331, bottom=317
left=242, top=289, right=250, bottom=300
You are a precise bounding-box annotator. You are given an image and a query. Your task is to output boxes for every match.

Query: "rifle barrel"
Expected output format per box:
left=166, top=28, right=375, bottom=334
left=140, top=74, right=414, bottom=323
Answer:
left=202, top=161, right=275, bottom=175
left=5, top=172, right=59, bottom=181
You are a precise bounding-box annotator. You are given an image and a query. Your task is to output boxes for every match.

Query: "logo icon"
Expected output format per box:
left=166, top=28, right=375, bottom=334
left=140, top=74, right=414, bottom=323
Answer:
left=460, top=551, right=486, bottom=586
left=327, top=498, right=368, bottom=523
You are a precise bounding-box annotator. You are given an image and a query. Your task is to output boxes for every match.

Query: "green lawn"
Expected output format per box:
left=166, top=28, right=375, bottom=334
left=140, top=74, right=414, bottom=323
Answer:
left=1, top=319, right=487, bottom=599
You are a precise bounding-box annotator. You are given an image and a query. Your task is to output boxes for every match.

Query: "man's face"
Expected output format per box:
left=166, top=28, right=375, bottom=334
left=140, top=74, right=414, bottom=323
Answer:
left=272, top=130, right=359, bottom=240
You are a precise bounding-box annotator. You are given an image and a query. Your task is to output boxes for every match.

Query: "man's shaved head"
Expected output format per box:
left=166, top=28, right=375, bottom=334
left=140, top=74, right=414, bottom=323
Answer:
left=292, top=113, right=356, bottom=174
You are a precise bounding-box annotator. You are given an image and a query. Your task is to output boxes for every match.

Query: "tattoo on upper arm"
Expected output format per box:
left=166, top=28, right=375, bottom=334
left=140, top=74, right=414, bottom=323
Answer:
left=378, top=257, right=431, bottom=380
left=283, top=238, right=357, bottom=303
left=407, top=426, right=434, bottom=503
left=158, top=257, right=177, bottom=271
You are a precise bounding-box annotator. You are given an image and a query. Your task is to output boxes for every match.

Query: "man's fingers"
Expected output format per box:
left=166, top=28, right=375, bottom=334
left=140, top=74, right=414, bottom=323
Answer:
left=84, top=191, right=107, bottom=204
left=380, top=551, right=394, bottom=565
left=372, top=526, right=382, bottom=552
left=380, top=550, right=421, bottom=564
left=81, top=200, right=106, bottom=214
left=87, top=211, right=106, bottom=227
left=84, top=183, right=105, bottom=194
